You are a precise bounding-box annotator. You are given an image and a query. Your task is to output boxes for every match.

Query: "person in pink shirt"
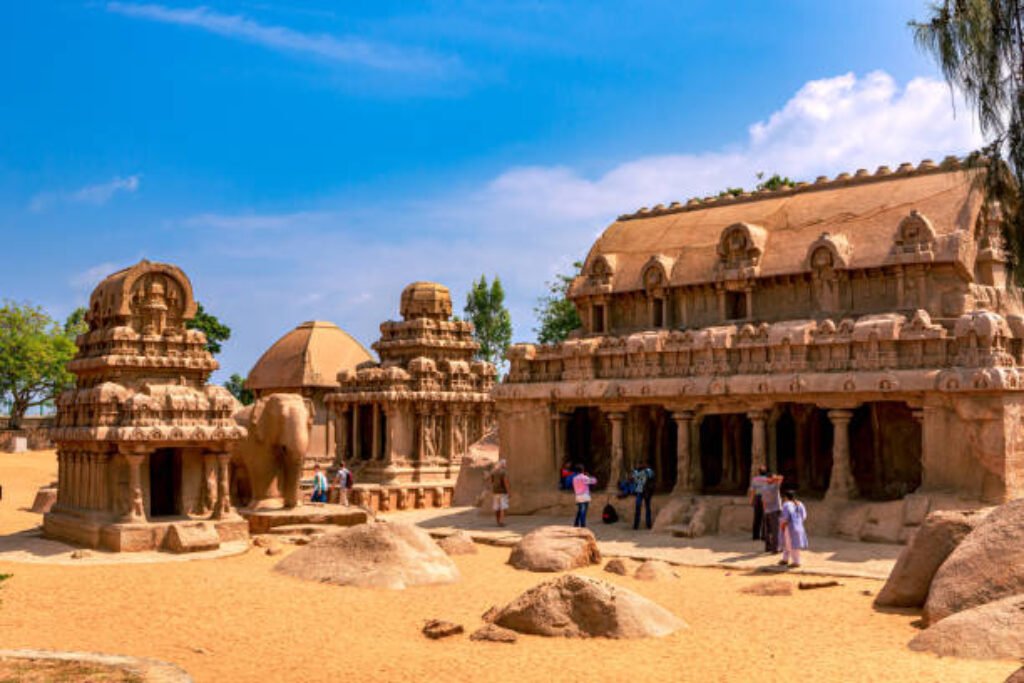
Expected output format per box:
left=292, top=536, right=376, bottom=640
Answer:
left=571, top=464, right=599, bottom=528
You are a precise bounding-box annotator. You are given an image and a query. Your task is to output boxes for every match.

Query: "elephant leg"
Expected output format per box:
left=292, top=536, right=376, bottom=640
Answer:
left=281, top=449, right=302, bottom=508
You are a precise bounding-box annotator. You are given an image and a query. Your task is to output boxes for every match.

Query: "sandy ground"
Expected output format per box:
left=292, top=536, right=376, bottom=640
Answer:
left=0, top=450, right=1017, bottom=683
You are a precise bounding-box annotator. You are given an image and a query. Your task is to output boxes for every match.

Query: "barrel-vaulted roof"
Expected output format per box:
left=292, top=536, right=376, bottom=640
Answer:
left=247, top=320, right=374, bottom=391
left=569, top=160, right=987, bottom=298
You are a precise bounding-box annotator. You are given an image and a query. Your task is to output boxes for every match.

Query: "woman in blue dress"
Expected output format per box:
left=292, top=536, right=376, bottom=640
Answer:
left=779, top=489, right=808, bottom=568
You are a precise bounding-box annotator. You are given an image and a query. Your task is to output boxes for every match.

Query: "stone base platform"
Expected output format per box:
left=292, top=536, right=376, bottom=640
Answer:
left=240, top=504, right=369, bottom=534
left=42, top=509, right=249, bottom=552
left=348, top=483, right=455, bottom=513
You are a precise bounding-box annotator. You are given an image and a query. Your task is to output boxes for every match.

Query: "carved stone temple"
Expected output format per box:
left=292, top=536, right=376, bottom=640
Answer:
left=495, top=158, right=1024, bottom=543
left=326, top=282, right=496, bottom=512
left=45, top=260, right=248, bottom=552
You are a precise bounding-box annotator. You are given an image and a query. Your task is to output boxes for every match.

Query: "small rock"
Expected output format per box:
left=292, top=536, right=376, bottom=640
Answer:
left=740, top=580, right=792, bottom=597
left=604, top=559, right=629, bottom=575
left=634, top=560, right=676, bottom=581
left=860, top=590, right=873, bottom=597
left=294, top=537, right=311, bottom=546
left=438, top=531, right=478, bottom=556
left=266, top=546, right=283, bottom=556
left=798, top=580, right=841, bottom=590
left=190, top=646, right=209, bottom=655
left=1005, top=666, right=1024, bottom=683
left=470, top=624, right=517, bottom=643
left=481, top=606, right=499, bottom=623
left=252, top=536, right=276, bottom=548
left=70, top=549, right=91, bottom=560
left=423, top=619, right=464, bottom=640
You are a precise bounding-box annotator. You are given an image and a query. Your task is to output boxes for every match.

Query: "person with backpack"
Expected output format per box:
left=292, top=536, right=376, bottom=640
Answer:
left=630, top=462, right=655, bottom=530
left=334, top=461, right=353, bottom=506
left=571, top=464, right=598, bottom=528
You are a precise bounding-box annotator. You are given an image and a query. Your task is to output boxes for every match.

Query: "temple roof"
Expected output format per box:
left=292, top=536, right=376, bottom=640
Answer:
left=570, top=159, right=988, bottom=297
left=247, top=320, right=374, bottom=391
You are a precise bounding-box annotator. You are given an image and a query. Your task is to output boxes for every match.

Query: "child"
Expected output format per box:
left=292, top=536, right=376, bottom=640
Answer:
left=779, top=489, right=808, bottom=568
left=571, top=464, right=598, bottom=528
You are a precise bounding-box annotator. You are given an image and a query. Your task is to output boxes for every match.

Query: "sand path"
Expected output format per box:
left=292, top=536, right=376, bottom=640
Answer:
left=0, top=450, right=1016, bottom=683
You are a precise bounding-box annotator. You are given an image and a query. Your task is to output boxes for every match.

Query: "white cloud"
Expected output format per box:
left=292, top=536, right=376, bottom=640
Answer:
left=70, top=261, right=119, bottom=291
left=105, top=2, right=459, bottom=76
left=178, top=71, right=983, bottom=378
left=30, top=175, right=141, bottom=212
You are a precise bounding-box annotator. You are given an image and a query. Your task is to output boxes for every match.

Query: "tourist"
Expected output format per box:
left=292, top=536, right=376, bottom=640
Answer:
left=311, top=464, right=329, bottom=504
left=491, top=459, right=511, bottom=527
left=559, top=460, right=576, bottom=490
left=748, top=466, right=768, bottom=541
left=572, top=464, right=598, bottom=528
left=779, top=489, right=808, bottom=568
left=752, top=469, right=784, bottom=553
left=630, top=462, right=655, bottom=530
left=335, top=461, right=353, bottom=506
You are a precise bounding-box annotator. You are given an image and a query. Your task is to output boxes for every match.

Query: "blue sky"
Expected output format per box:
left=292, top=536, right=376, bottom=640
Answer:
left=0, top=1, right=982, bottom=381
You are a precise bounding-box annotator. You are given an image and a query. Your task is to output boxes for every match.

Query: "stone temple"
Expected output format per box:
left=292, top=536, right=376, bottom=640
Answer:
left=495, top=158, right=1024, bottom=543
left=45, top=260, right=248, bottom=551
left=246, top=319, right=373, bottom=475
left=326, top=282, right=496, bottom=512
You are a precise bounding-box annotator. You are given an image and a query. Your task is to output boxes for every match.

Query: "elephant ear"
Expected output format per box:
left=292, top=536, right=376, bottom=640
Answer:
left=251, top=397, right=268, bottom=443
left=303, top=398, right=315, bottom=431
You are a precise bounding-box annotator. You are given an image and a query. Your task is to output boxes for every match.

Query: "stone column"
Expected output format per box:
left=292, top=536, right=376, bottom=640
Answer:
left=748, top=410, right=767, bottom=482
left=825, top=409, right=857, bottom=501
left=56, top=451, right=65, bottom=504
left=551, top=410, right=569, bottom=470
left=84, top=453, right=95, bottom=509
left=605, top=411, right=626, bottom=492
left=372, top=403, right=382, bottom=461
left=671, top=411, right=694, bottom=493
left=212, top=452, right=233, bottom=519
left=71, top=452, right=81, bottom=508
left=334, top=404, right=350, bottom=465
left=123, top=453, right=147, bottom=523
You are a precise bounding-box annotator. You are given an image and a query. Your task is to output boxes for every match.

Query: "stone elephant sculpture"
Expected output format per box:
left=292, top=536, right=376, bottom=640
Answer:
left=231, top=393, right=313, bottom=509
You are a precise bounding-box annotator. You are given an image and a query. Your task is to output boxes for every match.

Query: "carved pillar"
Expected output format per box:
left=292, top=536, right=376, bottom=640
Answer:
left=56, top=451, right=65, bottom=504
left=202, top=453, right=218, bottom=513
left=744, top=286, right=754, bottom=319
left=212, top=452, right=233, bottom=519
left=372, top=403, right=382, bottom=461
left=605, top=411, right=626, bottom=492
left=825, top=409, right=857, bottom=501
left=551, top=410, right=569, bottom=471
left=123, top=452, right=147, bottom=523
left=748, top=410, right=767, bottom=482
left=71, top=452, right=82, bottom=508
left=85, top=453, right=95, bottom=509
left=334, top=404, right=350, bottom=464
left=671, top=411, right=694, bottom=493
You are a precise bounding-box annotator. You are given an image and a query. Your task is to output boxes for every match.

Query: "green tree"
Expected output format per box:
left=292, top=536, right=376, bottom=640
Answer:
left=186, top=302, right=231, bottom=355
left=0, top=302, right=77, bottom=429
left=534, top=261, right=584, bottom=344
left=911, top=1, right=1024, bottom=278
left=63, top=306, right=88, bottom=339
left=755, top=173, right=796, bottom=192
left=224, top=373, right=254, bottom=406
left=464, top=275, right=513, bottom=366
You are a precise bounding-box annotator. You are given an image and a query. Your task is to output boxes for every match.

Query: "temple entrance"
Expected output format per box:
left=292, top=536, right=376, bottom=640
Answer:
left=357, top=405, right=373, bottom=460
left=626, top=406, right=677, bottom=493
left=850, top=402, right=922, bottom=500
left=699, top=413, right=751, bottom=494
left=772, top=404, right=832, bottom=498
left=231, top=461, right=252, bottom=508
left=566, top=407, right=611, bottom=487
left=148, top=448, right=180, bottom=517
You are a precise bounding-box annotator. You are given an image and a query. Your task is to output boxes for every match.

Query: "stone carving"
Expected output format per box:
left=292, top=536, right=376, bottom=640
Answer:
left=231, top=393, right=313, bottom=509
left=45, top=260, right=248, bottom=552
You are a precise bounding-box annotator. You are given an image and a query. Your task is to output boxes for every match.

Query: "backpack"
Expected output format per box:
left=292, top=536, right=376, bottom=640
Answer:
left=345, top=470, right=354, bottom=488
left=602, top=502, right=619, bottom=524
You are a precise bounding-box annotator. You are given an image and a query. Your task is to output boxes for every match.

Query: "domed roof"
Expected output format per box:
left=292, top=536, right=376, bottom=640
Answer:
left=247, top=321, right=374, bottom=391
left=400, top=281, right=452, bottom=321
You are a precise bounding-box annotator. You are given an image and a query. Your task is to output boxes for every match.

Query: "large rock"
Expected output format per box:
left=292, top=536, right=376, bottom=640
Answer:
left=875, top=509, right=989, bottom=608
left=492, top=574, right=686, bottom=638
left=164, top=522, right=220, bottom=553
left=910, top=594, right=1024, bottom=660
left=508, top=526, right=601, bottom=572
left=924, top=498, right=1024, bottom=624
left=275, top=522, right=459, bottom=589
left=30, top=486, right=57, bottom=514
left=452, top=428, right=498, bottom=507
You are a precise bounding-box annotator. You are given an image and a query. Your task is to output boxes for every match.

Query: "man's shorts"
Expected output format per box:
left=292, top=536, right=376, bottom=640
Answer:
left=493, top=493, right=509, bottom=511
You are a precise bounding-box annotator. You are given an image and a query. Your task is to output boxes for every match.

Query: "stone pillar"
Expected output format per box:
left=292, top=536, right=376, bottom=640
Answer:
left=744, top=286, right=754, bottom=319
left=671, top=411, right=694, bottom=493
left=56, top=451, right=65, bottom=504
left=352, top=404, right=361, bottom=461
left=84, top=453, right=95, bottom=509
left=825, top=409, right=857, bottom=501
left=605, top=411, right=626, bottom=492
left=71, top=452, right=81, bottom=508
left=551, top=410, right=569, bottom=470
left=123, top=453, right=147, bottom=523
left=212, top=452, right=233, bottom=519
left=334, top=404, right=350, bottom=464
left=372, top=403, right=382, bottom=461
left=748, top=410, right=767, bottom=482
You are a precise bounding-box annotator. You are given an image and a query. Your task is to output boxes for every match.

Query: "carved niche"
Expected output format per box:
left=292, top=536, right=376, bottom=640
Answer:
left=805, top=233, right=850, bottom=314
left=893, top=210, right=937, bottom=259
left=716, top=223, right=766, bottom=276
left=129, top=272, right=185, bottom=336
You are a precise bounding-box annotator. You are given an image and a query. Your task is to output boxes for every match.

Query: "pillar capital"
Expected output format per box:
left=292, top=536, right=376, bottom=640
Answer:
left=671, top=410, right=695, bottom=422
left=827, top=409, right=854, bottom=423
left=746, top=409, right=768, bottom=422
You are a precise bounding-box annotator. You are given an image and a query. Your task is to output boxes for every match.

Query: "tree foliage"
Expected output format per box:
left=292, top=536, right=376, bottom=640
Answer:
left=464, top=275, right=513, bottom=366
left=224, top=373, right=254, bottom=406
left=0, top=301, right=77, bottom=429
left=185, top=302, right=231, bottom=355
left=63, top=307, right=88, bottom=339
left=911, top=1, right=1024, bottom=279
left=534, top=261, right=584, bottom=345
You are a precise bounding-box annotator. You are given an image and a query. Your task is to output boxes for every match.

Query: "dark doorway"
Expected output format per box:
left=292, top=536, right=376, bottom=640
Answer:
left=699, top=413, right=752, bottom=494
left=567, top=407, right=611, bottom=487
left=726, top=291, right=746, bottom=320
left=627, top=406, right=677, bottom=494
left=850, top=402, right=922, bottom=500
left=231, top=461, right=252, bottom=508
left=358, top=405, right=374, bottom=460
left=148, top=448, right=179, bottom=517
left=772, top=404, right=832, bottom=498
